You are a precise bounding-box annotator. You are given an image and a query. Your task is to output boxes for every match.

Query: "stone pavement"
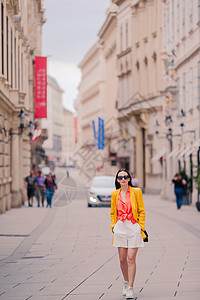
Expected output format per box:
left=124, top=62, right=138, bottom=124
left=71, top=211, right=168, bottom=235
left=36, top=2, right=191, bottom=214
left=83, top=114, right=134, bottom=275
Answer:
left=0, top=183, right=200, bottom=300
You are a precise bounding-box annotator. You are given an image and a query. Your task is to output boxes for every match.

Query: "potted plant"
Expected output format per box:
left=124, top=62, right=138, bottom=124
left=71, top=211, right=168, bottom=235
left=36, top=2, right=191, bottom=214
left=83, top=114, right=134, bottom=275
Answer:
left=194, top=166, right=200, bottom=211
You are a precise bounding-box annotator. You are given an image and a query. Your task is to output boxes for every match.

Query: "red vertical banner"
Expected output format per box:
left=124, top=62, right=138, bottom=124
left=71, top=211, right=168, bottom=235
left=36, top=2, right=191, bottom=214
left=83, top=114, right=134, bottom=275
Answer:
left=34, top=56, right=47, bottom=118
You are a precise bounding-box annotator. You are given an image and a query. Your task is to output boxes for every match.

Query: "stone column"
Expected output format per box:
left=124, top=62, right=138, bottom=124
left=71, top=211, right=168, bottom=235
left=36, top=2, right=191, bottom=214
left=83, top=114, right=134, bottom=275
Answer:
left=10, top=113, right=23, bottom=208
left=11, top=133, right=22, bottom=207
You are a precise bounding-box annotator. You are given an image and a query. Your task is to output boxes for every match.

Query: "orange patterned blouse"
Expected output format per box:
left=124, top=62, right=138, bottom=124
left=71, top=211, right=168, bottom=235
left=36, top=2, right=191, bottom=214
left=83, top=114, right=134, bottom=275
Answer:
left=117, top=188, right=136, bottom=224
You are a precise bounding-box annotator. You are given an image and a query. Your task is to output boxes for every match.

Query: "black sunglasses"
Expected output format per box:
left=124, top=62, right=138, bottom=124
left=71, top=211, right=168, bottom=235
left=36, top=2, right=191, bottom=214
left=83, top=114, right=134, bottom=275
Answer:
left=117, top=175, right=129, bottom=180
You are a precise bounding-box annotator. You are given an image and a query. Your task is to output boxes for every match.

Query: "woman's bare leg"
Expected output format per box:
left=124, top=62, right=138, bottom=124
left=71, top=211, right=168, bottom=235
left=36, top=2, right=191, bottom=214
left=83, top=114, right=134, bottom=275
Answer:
left=118, top=247, right=128, bottom=281
left=127, top=248, right=138, bottom=287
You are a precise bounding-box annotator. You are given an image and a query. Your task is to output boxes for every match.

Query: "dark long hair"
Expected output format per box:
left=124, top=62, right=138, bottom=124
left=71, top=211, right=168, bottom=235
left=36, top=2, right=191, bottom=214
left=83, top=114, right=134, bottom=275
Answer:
left=115, top=168, right=133, bottom=189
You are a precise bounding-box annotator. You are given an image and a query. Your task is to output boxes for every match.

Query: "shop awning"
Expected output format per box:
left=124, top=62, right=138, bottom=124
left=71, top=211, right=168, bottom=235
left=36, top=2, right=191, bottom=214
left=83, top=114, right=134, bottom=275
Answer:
left=168, top=146, right=185, bottom=158
left=168, top=147, right=179, bottom=158
left=185, top=140, right=200, bottom=156
left=168, top=142, right=200, bottom=159
left=193, top=140, right=200, bottom=150
left=151, top=149, right=166, bottom=162
left=177, top=145, right=193, bottom=159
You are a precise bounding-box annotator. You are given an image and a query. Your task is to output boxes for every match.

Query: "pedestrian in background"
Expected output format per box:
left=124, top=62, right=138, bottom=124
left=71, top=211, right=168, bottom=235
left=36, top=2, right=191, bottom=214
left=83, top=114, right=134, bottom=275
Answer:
left=131, top=173, right=139, bottom=187
left=25, top=170, right=37, bottom=207
left=110, top=168, right=146, bottom=299
left=35, top=170, right=46, bottom=207
left=44, top=173, right=56, bottom=208
left=171, top=173, right=187, bottom=209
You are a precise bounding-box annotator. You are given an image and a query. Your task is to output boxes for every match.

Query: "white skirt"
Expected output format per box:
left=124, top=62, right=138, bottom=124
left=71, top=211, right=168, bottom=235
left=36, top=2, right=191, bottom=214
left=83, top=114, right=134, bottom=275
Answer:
left=113, top=219, right=144, bottom=248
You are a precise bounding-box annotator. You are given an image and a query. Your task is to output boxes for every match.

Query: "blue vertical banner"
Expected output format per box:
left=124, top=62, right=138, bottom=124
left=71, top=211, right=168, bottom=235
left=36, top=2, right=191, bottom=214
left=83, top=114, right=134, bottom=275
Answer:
left=92, top=120, right=98, bottom=147
left=98, top=117, right=104, bottom=150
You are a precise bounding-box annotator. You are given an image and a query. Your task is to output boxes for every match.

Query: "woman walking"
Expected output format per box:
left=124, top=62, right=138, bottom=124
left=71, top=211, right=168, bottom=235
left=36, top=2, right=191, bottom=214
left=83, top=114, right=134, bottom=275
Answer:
left=44, top=173, right=56, bottom=208
left=171, top=173, right=187, bottom=209
left=110, top=169, right=146, bottom=299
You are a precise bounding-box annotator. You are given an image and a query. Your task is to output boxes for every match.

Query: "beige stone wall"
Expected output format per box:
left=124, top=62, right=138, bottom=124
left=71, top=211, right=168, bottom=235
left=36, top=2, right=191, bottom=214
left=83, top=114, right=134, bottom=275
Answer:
left=0, top=0, right=45, bottom=213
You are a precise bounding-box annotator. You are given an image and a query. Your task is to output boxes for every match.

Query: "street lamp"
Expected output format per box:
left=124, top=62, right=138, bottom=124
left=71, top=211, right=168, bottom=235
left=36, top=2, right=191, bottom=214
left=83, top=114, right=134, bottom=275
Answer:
left=28, top=120, right=34, bottom=140
left=9, top=108, right=35, bottom=139
left=155, top=127, right=181, bottom=139
left=9, top=108, right=26, bottom=136
left=18, top=108, right=26, bottom=134
left=180, top=122, right=196, bottom=139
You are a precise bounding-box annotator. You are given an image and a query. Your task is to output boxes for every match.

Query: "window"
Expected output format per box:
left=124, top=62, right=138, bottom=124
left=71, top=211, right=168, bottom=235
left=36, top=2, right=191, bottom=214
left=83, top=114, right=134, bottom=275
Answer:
left=182, top=0, right=185, bottom=37
left=145, top=41, right=148, bottom=58
left=6, top=16, right=8, bottom=81
left=126, top=21, right=128, bottom=48
left=18, top=45, right=20, bottom=90
left=1, top=3, right=4, bottom=75
left=190, top=0, right=193, bottom=30
left=154, top=0, right=158, bottom=31
left=176, top=77, right=180, bottom=113
left=182, top=72, right=186, bottom=109
left=136, top=45, right=140, bottom=62
left=167, top=7, right=169, bottom=51
left=172, top=0, right=175, bottom=45
left=198, top=61, right=200, bottom=106
left=163, top=10, right=166, bottom=48
left=177, top=0, right=180, bottom=42
left=198, top=0, right=200, bottom=23
left=11, top=29, right=13, bottom=88
left=189, top=68, right=193, bottom=109
left=19, top=0, right=22, bottom=11
left=14, top=37, right=16, bottom=88
left=53, top=135, right=62, bottom=152
left=21, top=53, right=23, bottom=91
left=120, top=25, right=123, bottom=52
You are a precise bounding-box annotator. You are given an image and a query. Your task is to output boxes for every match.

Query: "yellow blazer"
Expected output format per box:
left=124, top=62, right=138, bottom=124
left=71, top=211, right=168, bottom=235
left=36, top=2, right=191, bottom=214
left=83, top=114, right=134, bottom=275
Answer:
left=110, top=186, right=146, bottom=242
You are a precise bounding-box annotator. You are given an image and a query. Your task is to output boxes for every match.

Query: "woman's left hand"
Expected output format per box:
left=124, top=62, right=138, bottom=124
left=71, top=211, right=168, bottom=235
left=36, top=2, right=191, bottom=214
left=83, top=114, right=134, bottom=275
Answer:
left=182, top=179, right=187, bottom=185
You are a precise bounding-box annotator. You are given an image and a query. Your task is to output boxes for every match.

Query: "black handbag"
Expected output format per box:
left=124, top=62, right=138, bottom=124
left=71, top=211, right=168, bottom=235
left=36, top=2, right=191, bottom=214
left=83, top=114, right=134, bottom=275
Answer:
left=142, top=229, right=149, bottom=242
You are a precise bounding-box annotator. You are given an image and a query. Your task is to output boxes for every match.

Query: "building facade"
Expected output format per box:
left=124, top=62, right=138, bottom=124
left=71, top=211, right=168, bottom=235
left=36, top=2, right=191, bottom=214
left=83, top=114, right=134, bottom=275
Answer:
left=41, top=75, right=63, bottom=163
left=76, top=41, right=106, bottom=179
left=113, top=0, right=164, bottom=193
left=76, top=0, right=200, bottom=203
left=62, top=108, right=75, bottom=166
left=162, top=0, right=200, bottom=204
left=98, top=5, right=119, bottom=175
left=75, top=5, right=119, bottom=180
left=0, top=0, right=45, bottom=213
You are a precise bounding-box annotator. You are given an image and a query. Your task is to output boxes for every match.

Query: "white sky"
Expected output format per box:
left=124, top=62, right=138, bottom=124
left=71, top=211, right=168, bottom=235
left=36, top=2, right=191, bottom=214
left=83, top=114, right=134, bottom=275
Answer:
left=42, top=0, right=110, bottom=112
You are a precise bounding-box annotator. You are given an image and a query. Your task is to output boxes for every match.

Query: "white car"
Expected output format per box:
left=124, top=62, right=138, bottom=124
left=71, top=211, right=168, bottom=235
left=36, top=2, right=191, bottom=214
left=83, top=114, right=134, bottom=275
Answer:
left=87, top=176, right=115, bottom=207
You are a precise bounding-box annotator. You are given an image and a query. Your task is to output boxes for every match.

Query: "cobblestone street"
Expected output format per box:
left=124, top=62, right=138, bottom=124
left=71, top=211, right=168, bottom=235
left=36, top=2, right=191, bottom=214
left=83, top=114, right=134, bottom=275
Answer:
left=0, top=172, right=199, bottom=299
